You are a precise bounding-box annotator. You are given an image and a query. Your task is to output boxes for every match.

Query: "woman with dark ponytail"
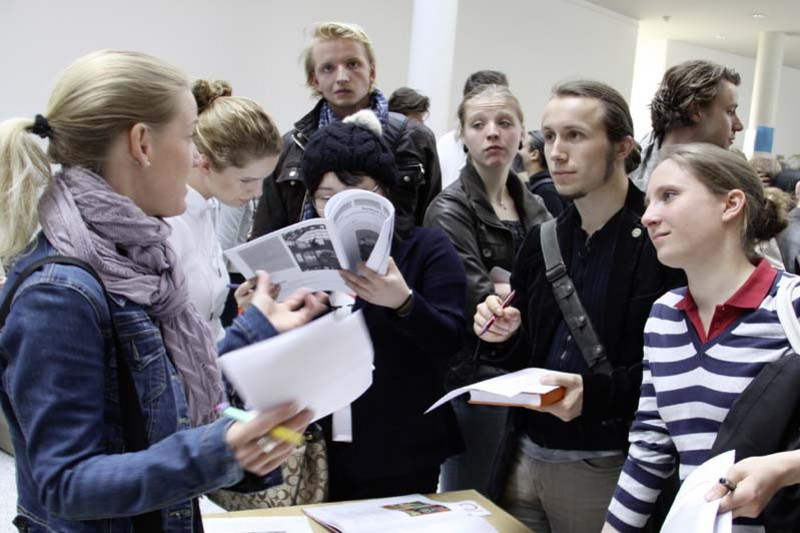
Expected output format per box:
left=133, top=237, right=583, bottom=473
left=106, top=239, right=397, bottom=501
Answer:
left=604, top=143, right=798, bottom=532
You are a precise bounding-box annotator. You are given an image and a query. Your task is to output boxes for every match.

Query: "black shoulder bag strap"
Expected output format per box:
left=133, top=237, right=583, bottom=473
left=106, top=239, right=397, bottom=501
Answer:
left=539, top=219, right=613, bottom=375
left=0, top=256, right=164, bottom=532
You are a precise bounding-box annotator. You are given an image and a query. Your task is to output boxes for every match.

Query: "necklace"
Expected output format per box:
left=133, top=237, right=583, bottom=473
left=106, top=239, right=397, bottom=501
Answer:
left=493, top=197, right=509, bottom=210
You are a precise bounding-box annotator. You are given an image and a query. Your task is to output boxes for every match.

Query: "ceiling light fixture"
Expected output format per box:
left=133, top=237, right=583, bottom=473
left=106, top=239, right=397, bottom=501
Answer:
left=752, top=13, right=767, bottom=19
left=716, top=34, right=727, bottom=40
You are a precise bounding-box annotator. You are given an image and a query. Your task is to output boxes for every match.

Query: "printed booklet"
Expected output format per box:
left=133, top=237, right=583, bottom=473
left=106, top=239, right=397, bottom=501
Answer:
left=224, top=189, right=394, bottom=300
left=426, top=368, right=565, bottom=413
left=303, top=494, right=498, bottom=533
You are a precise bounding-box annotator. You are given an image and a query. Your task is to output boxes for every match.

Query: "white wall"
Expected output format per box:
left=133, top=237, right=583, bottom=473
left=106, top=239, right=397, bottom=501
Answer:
left=447, top=0, right=639, bottom=136
left=0, top=0, right=414, bottom=133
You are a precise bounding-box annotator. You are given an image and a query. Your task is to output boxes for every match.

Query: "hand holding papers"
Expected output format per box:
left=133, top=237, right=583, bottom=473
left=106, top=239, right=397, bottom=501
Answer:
left=659, top=450, right=735, bottom=533
left=219, top=311, right=374, bottom=422
left=426, top=368, right=565, bottom=413
left=224, top=190, right=394, bottom=301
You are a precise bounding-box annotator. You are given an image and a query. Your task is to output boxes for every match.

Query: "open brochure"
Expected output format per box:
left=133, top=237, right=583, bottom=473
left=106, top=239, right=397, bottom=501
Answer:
left=225, top=190, right=394, bottom=300
left=203, top=516, right=314, bottom=533
left=303, top=494, right=498, bottom=533
left=218, top=311, right=374, bottom=422
left=660, top=450, right=735, bottom=533
left=425, top=368, right=565, bottom=413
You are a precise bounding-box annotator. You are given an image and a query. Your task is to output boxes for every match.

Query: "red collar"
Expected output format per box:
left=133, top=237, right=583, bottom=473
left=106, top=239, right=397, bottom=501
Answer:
left=676, top=259, right=777, bottom=343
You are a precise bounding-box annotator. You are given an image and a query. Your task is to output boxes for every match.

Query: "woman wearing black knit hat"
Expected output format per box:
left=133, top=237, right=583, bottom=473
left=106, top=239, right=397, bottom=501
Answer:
left=301, top=110, right=467, bottom=500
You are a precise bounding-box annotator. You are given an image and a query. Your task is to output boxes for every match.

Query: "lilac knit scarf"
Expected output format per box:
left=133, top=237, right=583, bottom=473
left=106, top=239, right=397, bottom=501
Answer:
left=39, top=166, right=222, bottom=426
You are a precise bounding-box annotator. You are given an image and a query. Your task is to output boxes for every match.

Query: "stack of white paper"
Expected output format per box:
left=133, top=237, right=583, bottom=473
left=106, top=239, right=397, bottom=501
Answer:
left=219, top=311, right=374, bottom=422
left=425, top=368, right=562, bottom=413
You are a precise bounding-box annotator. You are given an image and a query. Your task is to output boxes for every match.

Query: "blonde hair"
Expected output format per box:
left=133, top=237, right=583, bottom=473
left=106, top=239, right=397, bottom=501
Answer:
left=662, top=143, right=791, bottom=260
left=303, top=22, right=376, bottom=97
left=457, top=84, right=524, bottom=133
left=192, top=79, right=282, bottom=170
left=0, top=50, right=188, bottom=261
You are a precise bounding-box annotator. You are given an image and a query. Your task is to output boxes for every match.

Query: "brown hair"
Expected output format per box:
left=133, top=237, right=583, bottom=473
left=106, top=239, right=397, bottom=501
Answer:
left=662, top=143, right=790, bottom=259
left=0, top=50, right=187, bottom=261
left=457, top=84, right=524, bottom=131
left=191, top=79, right=282, bottom=170
left=651, top=60, right=741, bottom=143
left=303, top=22, right=376, bottom=97
left=552, top=80, right=634, bottom=143
left=388, top=87, right=430, bottom=117
left=749, top=152, right=782, bottom=179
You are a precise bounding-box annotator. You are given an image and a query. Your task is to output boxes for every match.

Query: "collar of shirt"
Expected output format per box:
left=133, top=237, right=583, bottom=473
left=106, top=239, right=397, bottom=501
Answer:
left=676, top=258, right=778, bottom=343
left=185, top=186, right=217, bottom=216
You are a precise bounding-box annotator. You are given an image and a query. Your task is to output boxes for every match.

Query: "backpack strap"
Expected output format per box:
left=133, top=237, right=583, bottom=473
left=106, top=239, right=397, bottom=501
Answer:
left=384, top=112, right=408, bottom=153
left=0, top=255, right=164, bottom=532
left=539, top=219, right=613, bottom=375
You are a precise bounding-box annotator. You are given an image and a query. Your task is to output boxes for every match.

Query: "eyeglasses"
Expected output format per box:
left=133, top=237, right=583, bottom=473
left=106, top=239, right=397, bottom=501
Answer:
left=312, top=183, right=382, bottom=212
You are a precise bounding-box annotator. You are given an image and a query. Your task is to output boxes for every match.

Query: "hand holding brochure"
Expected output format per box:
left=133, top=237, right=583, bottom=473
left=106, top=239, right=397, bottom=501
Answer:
left=224, top=190, right=394, bottom=300
left=303, top=494, right=498, bottom=533
left=218, top=311, right=374, bottom=422
left=426, top=368, right=565, bottom=413
left=659, top=450, right=735, bottom=533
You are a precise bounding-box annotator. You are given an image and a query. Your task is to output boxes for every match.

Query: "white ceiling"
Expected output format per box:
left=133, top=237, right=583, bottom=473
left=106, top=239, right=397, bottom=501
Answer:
left=586, top=0, right=800, bottom=68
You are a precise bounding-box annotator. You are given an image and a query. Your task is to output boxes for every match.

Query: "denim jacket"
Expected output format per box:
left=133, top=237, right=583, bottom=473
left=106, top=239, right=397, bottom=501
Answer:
left=0, top=236, right=279, bottom=533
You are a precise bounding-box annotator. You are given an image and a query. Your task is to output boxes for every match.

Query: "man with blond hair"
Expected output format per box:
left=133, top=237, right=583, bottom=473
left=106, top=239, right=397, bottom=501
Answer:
left=251, top=22, right=441, bottom=238
left=631, top=59, right=743, bottom=190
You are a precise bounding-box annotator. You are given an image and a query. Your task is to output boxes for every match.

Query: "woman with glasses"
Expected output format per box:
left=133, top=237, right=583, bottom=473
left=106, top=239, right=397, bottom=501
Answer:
left=300, top=109, right=467, bottom=501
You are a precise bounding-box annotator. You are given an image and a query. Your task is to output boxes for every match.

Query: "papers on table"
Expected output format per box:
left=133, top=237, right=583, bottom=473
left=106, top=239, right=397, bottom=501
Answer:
left=303, top=494, right=498, bottom=533
left=218, top=311, right=374, bottom=422
left=660, top=450, right=735, bottom=533
left=203, top=516, right=314, bottom=533
left=425, top=368, right=563, bottom=413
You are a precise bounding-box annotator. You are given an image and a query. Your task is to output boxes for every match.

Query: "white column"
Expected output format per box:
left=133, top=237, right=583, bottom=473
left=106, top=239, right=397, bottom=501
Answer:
left=629, top=36, right=668, bottom=141
left=406, top=0, right=459, bottom=138
left=743, top=31, right=785, bottom=157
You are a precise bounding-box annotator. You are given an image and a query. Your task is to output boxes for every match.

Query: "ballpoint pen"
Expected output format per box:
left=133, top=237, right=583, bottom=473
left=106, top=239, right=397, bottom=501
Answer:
left=478, top=290, right=516, bottom=337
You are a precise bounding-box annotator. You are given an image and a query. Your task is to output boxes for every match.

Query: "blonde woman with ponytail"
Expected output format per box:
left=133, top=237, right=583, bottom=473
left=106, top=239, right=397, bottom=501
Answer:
left=604, top=144, right=797, bottom=533
left=167, top=79, right=282, bottom=339
left=0, top=50, right=327, bottom=533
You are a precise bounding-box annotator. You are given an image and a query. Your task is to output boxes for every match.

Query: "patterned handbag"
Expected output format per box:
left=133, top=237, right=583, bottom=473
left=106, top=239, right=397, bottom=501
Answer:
left=207, top=423, right=328, bottom=509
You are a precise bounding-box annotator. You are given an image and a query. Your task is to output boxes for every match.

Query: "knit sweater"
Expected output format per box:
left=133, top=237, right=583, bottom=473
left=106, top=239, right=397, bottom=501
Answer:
left=607, top=271, right=799, bottom=532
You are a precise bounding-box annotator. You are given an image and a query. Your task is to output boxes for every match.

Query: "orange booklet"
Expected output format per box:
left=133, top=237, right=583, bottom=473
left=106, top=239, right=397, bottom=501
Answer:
left=426, top=368, right=566, bottom=413
left=468, top=386, right=565, bottom=408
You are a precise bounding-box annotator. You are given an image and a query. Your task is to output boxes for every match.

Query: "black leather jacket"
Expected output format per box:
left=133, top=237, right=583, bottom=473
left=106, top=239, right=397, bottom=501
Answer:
left=250, top=98, right=442, bottom=239
left=424, top=162, right=551, bottom=386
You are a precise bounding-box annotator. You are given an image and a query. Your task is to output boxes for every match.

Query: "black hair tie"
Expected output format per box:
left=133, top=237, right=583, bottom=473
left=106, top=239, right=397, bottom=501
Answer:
left=31, top=114, right=52, bottom=139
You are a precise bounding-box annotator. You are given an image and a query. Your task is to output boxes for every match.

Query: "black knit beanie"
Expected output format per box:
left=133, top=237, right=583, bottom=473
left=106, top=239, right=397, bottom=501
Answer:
left=301, top=110, right=399, bottom=194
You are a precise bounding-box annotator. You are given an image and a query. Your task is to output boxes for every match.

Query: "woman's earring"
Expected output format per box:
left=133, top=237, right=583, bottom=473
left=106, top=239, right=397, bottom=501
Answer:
left=519, top=140, right=524, bottom=150
left=462, top=144, right=469, bottom=154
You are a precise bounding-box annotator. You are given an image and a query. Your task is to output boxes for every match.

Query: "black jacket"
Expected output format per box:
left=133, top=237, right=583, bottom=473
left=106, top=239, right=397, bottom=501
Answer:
left=250, top=99, right=442, bottom=240
left=488, top=181, right=685, bottom=500
left=423, top=163, right=551, bottom=386
left=526, top=170, right=565, bottom=217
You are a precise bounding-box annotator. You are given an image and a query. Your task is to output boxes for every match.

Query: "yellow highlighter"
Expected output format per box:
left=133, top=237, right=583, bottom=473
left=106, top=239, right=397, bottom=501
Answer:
left=216, top=402, right=305, bottom=446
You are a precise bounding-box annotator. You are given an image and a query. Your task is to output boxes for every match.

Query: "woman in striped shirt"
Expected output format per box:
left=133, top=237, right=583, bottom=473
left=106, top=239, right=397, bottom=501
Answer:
left=603, top=143, right=795, bottom=533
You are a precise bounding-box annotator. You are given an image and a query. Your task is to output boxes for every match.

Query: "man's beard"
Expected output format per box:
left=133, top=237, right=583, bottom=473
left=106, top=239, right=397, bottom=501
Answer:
left=561, top=145, right=616, bottom=201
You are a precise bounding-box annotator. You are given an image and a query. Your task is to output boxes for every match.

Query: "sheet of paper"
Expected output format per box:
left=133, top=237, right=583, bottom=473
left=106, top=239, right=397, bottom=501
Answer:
left=660, top=450, right=735, bottom=533
left=425, top=368, right=559, bottom=413
left=303, top=494, right=498, bottom=533
left=219, top=311, right=374, bottom=422
left=203, top=516, right=314, bottom=533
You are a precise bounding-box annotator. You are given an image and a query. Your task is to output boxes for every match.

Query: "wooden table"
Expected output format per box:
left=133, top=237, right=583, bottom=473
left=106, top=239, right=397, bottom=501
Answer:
left=205, top=489, right=533, bottom=532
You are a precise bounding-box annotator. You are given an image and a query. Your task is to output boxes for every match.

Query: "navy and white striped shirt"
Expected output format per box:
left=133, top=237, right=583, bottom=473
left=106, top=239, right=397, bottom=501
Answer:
left=607, top=269, right=799, bottom=532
